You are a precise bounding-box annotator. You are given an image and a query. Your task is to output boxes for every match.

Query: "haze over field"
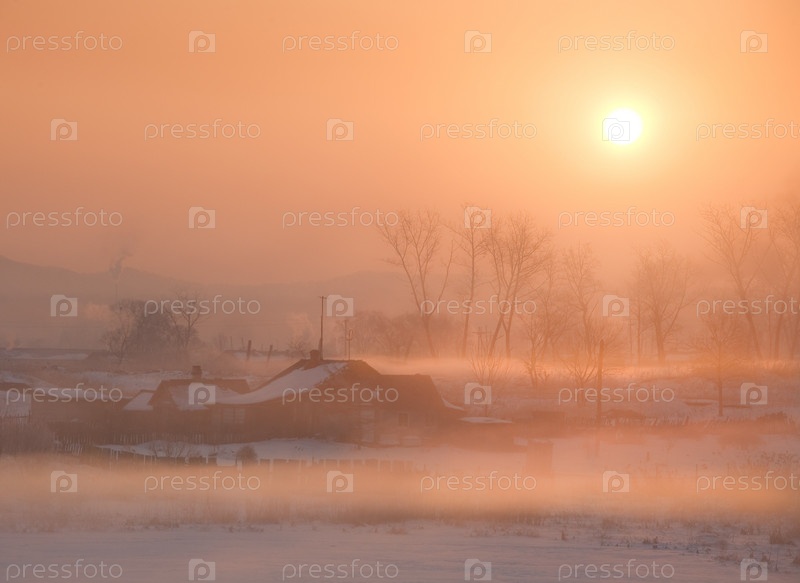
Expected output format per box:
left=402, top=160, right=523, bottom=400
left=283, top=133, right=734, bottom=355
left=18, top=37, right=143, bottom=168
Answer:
left=1, top=1, right=799, bottom=582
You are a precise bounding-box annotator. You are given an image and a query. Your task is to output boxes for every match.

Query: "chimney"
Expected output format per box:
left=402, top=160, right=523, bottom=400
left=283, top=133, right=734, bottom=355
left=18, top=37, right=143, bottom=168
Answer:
left=309, top=349, right=321, bottom=366
left=191, top=365, right=202, bottom=379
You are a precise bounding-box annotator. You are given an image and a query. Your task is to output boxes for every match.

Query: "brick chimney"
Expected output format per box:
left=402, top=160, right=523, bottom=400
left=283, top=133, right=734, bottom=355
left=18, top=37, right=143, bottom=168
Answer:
left=191, top=365, right=202, bottom=379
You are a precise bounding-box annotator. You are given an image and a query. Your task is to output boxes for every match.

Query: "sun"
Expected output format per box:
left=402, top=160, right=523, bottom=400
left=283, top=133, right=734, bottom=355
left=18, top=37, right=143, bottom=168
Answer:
left=603, top=108, right=643, bottom=145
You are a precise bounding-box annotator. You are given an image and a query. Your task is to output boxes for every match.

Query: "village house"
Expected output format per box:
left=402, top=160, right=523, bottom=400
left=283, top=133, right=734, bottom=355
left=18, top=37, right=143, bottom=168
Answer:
left=210, top=351, right=463, bottom=446
left=111, top=353, right=463, bottom=445
left=119, top=365, right=251, bottom=443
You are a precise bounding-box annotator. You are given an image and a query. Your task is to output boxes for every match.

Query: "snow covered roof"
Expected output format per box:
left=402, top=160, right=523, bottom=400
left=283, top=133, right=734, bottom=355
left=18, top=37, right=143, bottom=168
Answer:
left=124, top=378, right=251, bottom=412
left=218, top=362, right=349, bottom=405
left=171, top=383, right=245, bottom=411
left=123, top=390, right=155, bottom=412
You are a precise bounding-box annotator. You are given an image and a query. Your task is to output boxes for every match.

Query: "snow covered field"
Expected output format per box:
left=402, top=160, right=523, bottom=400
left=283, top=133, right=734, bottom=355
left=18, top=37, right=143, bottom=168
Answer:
left=1, top=360, right=798, bottom=582
left=1, top=521, right=798, bottom=582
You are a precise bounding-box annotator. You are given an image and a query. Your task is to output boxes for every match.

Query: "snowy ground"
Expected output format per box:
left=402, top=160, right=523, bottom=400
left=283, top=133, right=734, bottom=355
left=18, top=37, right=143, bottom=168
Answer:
left=1, top=521, right=798, bottom=582
left=1, top=358, right=798, bottom=581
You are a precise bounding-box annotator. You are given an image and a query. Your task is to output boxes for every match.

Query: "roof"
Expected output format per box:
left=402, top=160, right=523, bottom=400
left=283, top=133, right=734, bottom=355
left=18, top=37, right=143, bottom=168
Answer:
left=124, top=377, right=251, bottom=412
left=123, top=390, right=156, bottom=412
left=218, top=361, right=351, bottom=405
left=377, top=374, right=454, bottom=410
left=217, top=359, right=452, bottom=413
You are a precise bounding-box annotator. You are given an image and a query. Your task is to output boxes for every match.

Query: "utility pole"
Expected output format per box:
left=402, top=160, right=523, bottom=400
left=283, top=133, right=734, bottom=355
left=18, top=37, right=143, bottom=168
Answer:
left=344, top=320, right=354, bottom=360
left=319, top=296, right=326, bottom=359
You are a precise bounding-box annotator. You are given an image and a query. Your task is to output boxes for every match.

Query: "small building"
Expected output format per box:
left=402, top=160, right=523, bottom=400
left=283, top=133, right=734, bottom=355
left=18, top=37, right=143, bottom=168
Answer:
left=211, top=352, right=461, bottom=445
left=119, top=365, right=251, bottom=442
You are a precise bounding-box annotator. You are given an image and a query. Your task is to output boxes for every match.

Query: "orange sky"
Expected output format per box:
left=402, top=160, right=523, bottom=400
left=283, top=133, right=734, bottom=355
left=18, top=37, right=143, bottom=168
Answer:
left=1, top=0, right=799, bottom=284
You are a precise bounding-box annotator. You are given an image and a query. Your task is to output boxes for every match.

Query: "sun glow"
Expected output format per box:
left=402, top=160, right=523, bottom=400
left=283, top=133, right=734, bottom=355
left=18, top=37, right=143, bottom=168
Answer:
left=603, top=108, right=643, bottom=145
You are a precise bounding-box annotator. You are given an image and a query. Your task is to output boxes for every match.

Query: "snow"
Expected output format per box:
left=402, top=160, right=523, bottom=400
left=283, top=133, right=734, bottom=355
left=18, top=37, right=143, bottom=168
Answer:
left=0, top=523, right=797, bottom=583
left=219, top=362, right=349, bottom=405
left=122, top=391, right=155, bottom=412
left=1, top=361, right=798, bottom=582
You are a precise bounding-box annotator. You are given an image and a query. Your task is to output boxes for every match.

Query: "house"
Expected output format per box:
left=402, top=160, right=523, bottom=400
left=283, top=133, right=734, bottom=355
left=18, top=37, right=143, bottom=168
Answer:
left=119, top=365, right=251, bottom=442
left=210, top=351, right=462, bottom=445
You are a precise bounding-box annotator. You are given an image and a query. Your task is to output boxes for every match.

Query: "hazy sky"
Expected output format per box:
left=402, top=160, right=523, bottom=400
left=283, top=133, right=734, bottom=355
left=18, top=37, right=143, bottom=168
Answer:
left=1, top=0, right=799, bottom=284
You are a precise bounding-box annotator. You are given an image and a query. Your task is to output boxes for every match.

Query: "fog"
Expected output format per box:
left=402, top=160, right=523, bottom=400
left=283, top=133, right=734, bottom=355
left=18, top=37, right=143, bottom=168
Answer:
left=2, top=1, right=800, bottom=582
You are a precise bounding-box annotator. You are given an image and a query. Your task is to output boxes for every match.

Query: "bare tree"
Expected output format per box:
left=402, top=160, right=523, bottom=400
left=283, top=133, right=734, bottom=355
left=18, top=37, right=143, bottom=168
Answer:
left=768, top=199, right=800, bottom=359
left=560, top=244, right=623, bottom=394
left=483, top=213, right=550, bottom=358
left=453, top=205, right=488, bottom=357
left=104, top=299, right=137, bottom=364
left=520, top=251, right=568, bottom=390
left=167, top=289, right=212, bottom=357
left=693, top=312, right=746, bottom=416
left=378, top=209, right=454, bottom=358
left=633, top=242, right=693, bottom=364
left=700, top=204, right=767, bottom=359
left=468, top=329, right=511, bottom=413
left=103, top=299, right=179, bottom=363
